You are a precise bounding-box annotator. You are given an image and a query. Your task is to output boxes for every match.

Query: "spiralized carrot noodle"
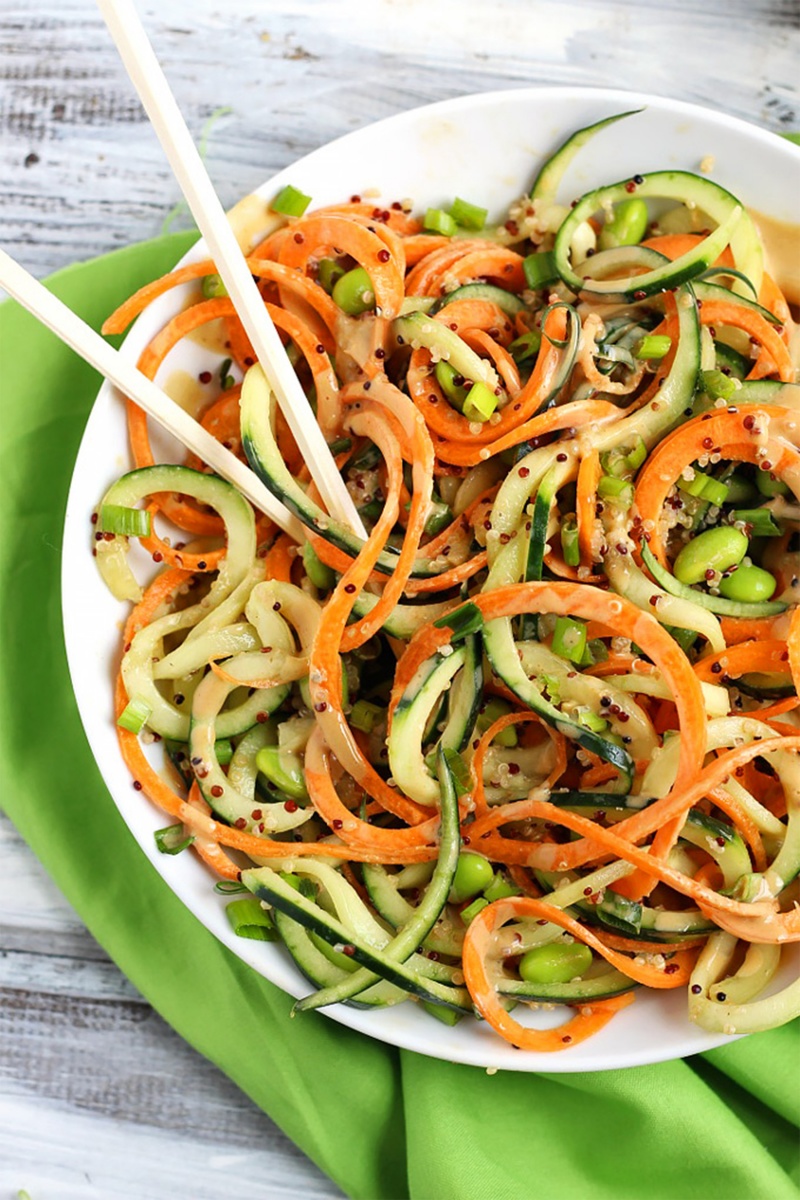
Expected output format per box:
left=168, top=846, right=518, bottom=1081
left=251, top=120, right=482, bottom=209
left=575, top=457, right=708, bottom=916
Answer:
left=92, top=116, right=800, bottom=1054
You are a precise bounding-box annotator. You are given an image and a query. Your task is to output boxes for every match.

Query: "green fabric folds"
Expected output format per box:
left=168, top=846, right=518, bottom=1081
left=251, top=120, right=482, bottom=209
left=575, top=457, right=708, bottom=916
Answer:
left=0, top=236, right=797, bottom=1200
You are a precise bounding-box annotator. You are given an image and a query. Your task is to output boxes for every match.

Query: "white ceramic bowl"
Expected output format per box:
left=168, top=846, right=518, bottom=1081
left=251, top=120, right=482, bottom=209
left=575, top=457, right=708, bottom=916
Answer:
left=62, top=86, right=800, bottom=1072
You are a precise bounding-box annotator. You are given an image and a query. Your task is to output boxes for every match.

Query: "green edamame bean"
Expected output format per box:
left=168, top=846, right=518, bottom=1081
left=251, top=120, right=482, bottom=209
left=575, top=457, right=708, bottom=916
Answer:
left=719, top=565, right=777, bottom=602
left=673, top=527, right=748, bottom=585
left=332, top=266, right=375, bottom=315
left=597, top=197, right=649, bottom=251
left=449, top=852, right=494, bottom=904
left=756, top=469, right=790, bottom=498
left=317, top=258, right=346, bottom=295
left=518, top=942, right=593, bottom=985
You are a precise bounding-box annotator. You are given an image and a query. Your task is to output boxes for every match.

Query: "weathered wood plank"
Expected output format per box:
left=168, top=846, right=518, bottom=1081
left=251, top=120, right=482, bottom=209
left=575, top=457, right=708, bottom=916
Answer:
left=0, top=816, right=342, bottom=1198
left=1, top=0, right=797, bottom=277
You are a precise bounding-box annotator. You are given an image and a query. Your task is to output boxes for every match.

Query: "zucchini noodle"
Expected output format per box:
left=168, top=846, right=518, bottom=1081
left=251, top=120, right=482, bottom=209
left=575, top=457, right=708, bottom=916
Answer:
left=95, top=112, right=800, bottom=1052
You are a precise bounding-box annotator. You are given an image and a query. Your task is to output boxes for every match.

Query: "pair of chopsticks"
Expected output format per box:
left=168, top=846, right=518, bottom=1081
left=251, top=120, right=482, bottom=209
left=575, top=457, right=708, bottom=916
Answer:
left=0, top=0, right=366, bottom=545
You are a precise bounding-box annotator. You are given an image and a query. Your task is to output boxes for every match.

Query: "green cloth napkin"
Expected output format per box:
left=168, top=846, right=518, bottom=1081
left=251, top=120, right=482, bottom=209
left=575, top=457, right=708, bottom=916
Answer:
left=0, top=236, right=797, bottom=1200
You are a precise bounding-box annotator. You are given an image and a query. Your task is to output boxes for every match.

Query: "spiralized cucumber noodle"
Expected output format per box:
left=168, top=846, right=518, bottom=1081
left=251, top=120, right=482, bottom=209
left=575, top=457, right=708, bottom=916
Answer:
left=93, top=112, right=800, bottom=1052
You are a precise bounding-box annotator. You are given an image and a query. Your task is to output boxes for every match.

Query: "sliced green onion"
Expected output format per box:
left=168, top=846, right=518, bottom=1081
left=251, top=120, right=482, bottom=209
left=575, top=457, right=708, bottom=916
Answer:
left=462, top=380, right=499, bottom=423
left=678, top=471, right=730, bottom=507
left=552, top=616, right=587, bottom=665
left=202, top=272, right=228, bottom=299
left=434, top=601, right=483, bottom=640
left=460, top=896, right=490, bottom=924
left=154, top=823, right=195, bottom=855
left=633, top=334, right=672, bottom=360
left=302, top=540, right=335, bottom=590
left=476, top=697, right=518, bottom=747
left=214, top=879, right=248, bottom=894
left=225, top=897, right=278, bottom=941
left=425, top=497, right=453, bottom=536
left=699, top=477, right=730, bottom=507
left=576, top=708, right=609, bottom=733
left=561, top=515, right=580, bottom=566
left=99, top=504, right=152, bottom=538
left=328, top=436, right=352, bottom=456
left=625, top=436, right=647, bottom=471
left=116, top=697, right=152, bottom=734
left=780, top=132, right=800, bottom=146
left=350, top=699, right=384, bottom=734
left=449, top=197, right=488, bottom=231
left=523, top=250, right=559, bottom=289
left=540, top=673, right=562, bottom=704
left=271, top=184, right=312, bottom=217
left=730, top=508, right=783, bottom=537
left=317, top=258, right=345, bottom=294
left=435, top=359, right=469, bottom=409
left=482, top=874, right=522, bottom=902
left=597, top=476, right=634, bottom=507
left=508, top=329, right=542, bottom=362
left=219, top=356, right=235, bottom=389
left=423, top=208, right=457, bottom=237
left=700, top=369, right=737, bottom=401
left=256, top=746, right=309, bottom=800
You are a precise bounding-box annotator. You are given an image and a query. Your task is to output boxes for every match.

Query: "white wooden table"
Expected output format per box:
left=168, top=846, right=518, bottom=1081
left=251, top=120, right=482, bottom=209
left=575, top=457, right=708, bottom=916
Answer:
left=1, top=2, right=798, bottom=1196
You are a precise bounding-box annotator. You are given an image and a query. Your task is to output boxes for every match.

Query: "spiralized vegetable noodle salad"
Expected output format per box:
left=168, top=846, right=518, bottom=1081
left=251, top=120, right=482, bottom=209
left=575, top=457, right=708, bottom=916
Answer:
left=90, top=108, right=800, bottom=1054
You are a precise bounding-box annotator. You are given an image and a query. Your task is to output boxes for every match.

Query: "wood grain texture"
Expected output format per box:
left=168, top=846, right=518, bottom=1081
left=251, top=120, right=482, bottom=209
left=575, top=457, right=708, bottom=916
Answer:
left=1, top=2, right=798, bottom=1197
left=2, top=0, right=798, bottom=277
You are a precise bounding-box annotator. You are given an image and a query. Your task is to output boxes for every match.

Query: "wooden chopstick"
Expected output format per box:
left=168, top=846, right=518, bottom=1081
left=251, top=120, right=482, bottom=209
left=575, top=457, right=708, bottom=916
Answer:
left=0, top=245, right=304, bottom=541
left=96, top=0, right=368, bottom=541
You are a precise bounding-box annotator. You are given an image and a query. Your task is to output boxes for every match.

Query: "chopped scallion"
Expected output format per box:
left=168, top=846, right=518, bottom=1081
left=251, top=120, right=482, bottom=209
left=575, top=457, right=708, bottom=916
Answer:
left=522, top=250, right=559, bottom=289
left=730, top=508, right=783, bottom=537
left=552, top=616, right=587, bottom=665
left=116, top=697, right=152, bottom=734
left=423, top=208, right=457, bottom=237
left=701, top=369, right=737, bottom=401
left=350, top=699, right=384, bottom=734
left=449, top=196, right=488, bottom=231
left=633, top=334, right=672, bottom=360
left=482, top=874, right=522, bottom=902
left=225, top=897, right=278, bottom=941
left=508, top=329, right=542, bottom=362
left=154, top=823, right=195, bottom=855
left=462, top=380, right=499, bottom=423
left=99, top=504, right=152, bottom=538
left=435, top=359, right=469, bottom=409
left=560, top=515, right=580, bottom=566
left=271, top=184, right=312, bottom=217
left=597, top=475, right=634, bottom=507
left=460, top=896, right=490, bottom=924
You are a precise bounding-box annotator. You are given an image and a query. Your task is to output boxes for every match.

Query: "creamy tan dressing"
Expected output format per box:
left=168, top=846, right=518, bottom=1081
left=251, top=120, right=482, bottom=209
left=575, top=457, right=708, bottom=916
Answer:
left=750, top=209, right=800, bottom=308
left=186, top=315, right=230, bottom=354
left=163, top=369, right=207, bottom=418
left=225, top=192, right=285, bottom=254
left=750, top=209, right=800, bottom=371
